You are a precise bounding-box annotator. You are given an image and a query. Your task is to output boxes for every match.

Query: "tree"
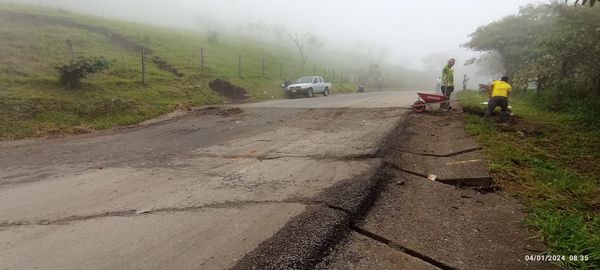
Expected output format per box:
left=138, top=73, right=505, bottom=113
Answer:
left=464, top=53, right=505, bottom=78
left=55, top=56, right=109, bottom=89
left=560, top=0, right=598, bottom=6
left=580, top=0, right=597, bottom=6
left=290, top=33, right=323, bottom=74
left=463, top=4, right=555, bottom=77
left=464, top=3, right=600, bottom=95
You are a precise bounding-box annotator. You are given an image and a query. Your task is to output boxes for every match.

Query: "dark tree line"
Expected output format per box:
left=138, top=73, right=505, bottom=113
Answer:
left=464, top=3, right=600, bottom=99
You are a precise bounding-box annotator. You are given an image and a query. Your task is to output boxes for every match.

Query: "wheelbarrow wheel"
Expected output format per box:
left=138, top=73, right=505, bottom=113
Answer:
left=412, top=101, right=426, bottom=113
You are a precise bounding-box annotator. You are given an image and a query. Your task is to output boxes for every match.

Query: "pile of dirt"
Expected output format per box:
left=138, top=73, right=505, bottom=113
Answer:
left=462, top=103, right=549, bottom=137
left=500, top=117, right=551, bottom=137
left=209, top=78, right=249, bottom=102
left=462, top=104, right=486, bottom=116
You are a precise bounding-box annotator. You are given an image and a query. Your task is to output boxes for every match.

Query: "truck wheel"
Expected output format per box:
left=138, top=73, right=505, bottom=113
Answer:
left=307, top=88, right=314, bottom=98
left=323, top=88, right=329, bottom=96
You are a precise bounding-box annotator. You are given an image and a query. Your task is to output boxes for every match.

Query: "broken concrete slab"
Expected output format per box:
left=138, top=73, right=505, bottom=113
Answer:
left=392, top=113, right=482, bottom=157
left=318, top=106, right=557, bottom=270
left=391, top=150, right=492, bottom=187
left=319, top=232, right=440, bottom=270
left=359, top=171, right=554, bottom=270
left=0, top=203, right=305, bottom=270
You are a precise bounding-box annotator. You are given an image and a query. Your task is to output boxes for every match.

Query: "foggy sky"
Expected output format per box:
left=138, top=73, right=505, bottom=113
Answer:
left=9, top=0, right=542, bottom=68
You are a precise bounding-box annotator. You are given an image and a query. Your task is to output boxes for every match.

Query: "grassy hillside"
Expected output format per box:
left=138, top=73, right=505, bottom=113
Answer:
left=0, top=3, right=365, bottom=139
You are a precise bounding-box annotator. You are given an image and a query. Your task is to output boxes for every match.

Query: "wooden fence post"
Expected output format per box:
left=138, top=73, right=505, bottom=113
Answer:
left=200, top=48, right=205, bottom=73
left=238, top=55, right=242, bottom=77
left=141, top=47, right=146, bottom=85
left=262, top=58, right=265, bottom=77
left=66, top=39, right=74, bottom=60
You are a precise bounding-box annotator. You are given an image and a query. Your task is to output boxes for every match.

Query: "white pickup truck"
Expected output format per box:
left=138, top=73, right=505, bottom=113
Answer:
left=284, top=76, right=331, bottom=98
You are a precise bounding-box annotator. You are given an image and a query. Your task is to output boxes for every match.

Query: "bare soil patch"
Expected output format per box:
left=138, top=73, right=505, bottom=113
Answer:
left=209, top=78, right=250, bottom=102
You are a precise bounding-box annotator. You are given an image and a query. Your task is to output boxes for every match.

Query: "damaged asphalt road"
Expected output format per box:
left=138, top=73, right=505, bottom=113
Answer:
left=0, top=92, right=553, bottom=270
left=0, top=91, right=415, bottom=270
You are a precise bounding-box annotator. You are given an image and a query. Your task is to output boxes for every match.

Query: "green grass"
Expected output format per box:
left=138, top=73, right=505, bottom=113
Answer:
left=459, top=91, right=600, bottom=269
left=0, top=3, right=361, bottom=139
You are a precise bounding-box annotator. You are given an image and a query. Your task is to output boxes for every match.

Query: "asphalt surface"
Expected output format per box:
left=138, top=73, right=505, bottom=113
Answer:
left=0, top=91, right=417, bottom=270
left=242, top=90, right=418, bottom=109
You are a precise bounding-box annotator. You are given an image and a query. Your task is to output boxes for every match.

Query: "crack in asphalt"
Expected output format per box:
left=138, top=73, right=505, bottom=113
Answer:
left=187, top=152, right=380, bottom=162
left=384, top=161, right=491, bottom=188
left=351, top=225, right=458, bottom=270
left=399, top=146, right=483, bottom=158
left=0, top=198, right=354, bottom=229
left=0, top=200, right=285, bottom=228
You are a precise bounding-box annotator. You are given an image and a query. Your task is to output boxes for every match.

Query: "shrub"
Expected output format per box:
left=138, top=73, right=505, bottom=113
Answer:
left=55, top=56, right=109, bottom=88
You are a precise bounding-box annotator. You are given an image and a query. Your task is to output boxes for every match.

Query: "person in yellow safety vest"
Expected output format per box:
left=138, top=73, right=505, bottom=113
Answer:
left=485, top=76, right=512, bottom=122
left=440, top=58, right=455, bottom=110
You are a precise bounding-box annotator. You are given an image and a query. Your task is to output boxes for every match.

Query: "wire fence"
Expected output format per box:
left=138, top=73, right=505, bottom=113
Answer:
left=140, top=46, right=357, bottom=84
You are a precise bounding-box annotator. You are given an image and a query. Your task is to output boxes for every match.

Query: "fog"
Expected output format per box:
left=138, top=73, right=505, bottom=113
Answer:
left=7, top=0, right=542, bottom=85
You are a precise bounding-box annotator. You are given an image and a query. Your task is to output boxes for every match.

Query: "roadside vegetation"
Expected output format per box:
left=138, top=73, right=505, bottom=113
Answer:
left=459, top=91, right=599, bottom=269
left=463, top=3, right=600, bottom=120
left=0, top=3, right=385, bottom=140
left=460, top=3, right=600, bottom=268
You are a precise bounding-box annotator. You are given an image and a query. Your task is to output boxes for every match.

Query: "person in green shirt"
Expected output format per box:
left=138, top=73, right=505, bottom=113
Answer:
left=441, top=58, right=455, bottom=97
left=440, top=58, right=455, bottom=110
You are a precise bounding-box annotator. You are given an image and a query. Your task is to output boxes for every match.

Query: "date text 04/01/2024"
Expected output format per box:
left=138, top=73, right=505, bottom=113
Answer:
left=525, top=255, right=589, bottom=262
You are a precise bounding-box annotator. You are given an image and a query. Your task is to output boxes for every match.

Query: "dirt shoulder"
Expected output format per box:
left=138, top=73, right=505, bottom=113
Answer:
left=317, top=107, right=558, bottom=270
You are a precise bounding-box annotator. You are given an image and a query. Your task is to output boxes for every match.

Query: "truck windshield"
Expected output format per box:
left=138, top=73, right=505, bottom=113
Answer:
left=295, top=77, right=313, bottom=84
